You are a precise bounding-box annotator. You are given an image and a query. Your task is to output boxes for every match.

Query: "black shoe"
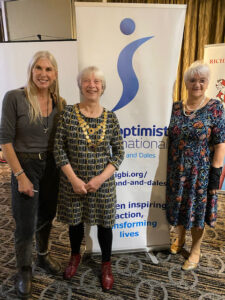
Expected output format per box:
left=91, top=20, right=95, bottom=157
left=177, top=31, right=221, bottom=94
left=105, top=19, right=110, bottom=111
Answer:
left=16, top=266, right=32, bottom=299
left=37, top=253, right=61, bottom=274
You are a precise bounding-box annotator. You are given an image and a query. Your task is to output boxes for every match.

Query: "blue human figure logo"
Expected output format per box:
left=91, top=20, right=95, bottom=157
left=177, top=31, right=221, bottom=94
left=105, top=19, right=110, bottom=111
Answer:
left=112, top=18, right=154, bottom=112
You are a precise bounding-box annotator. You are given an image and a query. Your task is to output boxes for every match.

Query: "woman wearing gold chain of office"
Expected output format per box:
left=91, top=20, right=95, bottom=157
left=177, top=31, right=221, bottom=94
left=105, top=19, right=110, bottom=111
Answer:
left=54, top=66, right=124, bottom=291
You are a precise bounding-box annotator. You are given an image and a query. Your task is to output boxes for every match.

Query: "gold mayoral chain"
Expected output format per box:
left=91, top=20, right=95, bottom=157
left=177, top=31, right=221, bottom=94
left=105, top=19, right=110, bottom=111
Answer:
left=75, top=104, right=107, bottom=150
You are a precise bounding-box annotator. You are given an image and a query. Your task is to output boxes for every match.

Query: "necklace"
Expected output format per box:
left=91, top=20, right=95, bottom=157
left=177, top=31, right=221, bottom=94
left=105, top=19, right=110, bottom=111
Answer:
left=74, top=104, right=107, bottom=151
left=42, top=99, right=49, bottom=134
left=183, top=96, right=206, bottom=117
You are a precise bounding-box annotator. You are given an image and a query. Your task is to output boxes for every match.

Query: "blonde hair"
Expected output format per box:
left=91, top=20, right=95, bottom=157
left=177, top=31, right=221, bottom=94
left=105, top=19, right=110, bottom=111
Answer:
left=26, top=51, right=60, bottom=122
left=77, top=66, right=106, bottom=95
left=184, top=60, right=210, bottom=83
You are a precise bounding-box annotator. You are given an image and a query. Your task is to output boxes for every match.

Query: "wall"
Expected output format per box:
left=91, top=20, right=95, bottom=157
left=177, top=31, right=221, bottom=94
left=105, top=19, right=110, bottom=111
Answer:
left=5, top=0, right=74, bottom=41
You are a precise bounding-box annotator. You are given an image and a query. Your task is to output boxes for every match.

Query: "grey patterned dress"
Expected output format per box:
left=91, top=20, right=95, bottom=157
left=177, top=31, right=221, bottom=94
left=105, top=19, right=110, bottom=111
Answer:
left=54, top=104, right=124, bottom=227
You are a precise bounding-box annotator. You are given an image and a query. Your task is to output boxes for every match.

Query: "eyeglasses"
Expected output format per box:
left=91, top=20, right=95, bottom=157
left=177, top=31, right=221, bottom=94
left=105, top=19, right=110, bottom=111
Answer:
left=188, top=78, right=208, bottom=85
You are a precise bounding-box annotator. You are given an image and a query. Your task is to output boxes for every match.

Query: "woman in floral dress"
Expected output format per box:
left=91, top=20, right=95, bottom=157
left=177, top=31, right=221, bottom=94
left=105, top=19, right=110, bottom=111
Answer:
left=54, top=66, right=124, bottom=290
left=166, top=61, right=225, bottom=271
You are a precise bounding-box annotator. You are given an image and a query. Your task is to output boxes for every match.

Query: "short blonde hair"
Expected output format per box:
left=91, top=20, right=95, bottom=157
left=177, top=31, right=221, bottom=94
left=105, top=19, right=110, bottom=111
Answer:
left=77, top=66, right=106, bottom=95
left=184, top=60, right=210, bottom=83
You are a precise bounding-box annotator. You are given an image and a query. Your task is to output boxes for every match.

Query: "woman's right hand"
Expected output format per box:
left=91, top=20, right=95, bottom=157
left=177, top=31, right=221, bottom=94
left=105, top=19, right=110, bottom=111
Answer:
left=61, top=163, right=87, bottom=195
left=1, top=143, right=35, bottom=197
left=71, top=177, right=87, bottom=195
left=17, top=173, right=34, bottom=197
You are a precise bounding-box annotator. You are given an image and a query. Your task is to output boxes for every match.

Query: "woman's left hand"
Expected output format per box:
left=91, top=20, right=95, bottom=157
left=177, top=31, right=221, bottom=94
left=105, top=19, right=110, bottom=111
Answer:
left=209, top=189, right=217, bottom=195
left=85, top=175, right=104, bottom=193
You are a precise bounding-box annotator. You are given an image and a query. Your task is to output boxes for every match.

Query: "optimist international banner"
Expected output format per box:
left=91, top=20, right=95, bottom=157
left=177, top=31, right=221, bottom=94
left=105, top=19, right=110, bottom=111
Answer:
left=75, top=3, right=186, bottom=252
left=204, top=43, right=225, bottom=191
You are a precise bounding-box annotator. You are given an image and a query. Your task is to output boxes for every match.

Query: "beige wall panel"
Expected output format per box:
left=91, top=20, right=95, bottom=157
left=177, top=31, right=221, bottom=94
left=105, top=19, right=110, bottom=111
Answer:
left=5, top=0, right=74, bottom=41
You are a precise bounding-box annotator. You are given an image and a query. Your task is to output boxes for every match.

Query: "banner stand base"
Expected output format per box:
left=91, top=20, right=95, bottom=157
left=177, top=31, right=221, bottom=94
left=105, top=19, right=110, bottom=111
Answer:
left=146, top=251, right=158, bottom=264
left=84, top=244, right=170, bottom=265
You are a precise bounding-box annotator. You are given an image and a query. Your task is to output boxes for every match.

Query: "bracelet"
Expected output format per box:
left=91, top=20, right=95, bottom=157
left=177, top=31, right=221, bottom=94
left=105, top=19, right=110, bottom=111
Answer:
left=14, top=169, right=24, bottom=177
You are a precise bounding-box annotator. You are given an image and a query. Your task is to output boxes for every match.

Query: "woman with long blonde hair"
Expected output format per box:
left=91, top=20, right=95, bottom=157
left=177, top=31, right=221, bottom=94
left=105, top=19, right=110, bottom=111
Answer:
left=0, top=51, right=66, bottom=299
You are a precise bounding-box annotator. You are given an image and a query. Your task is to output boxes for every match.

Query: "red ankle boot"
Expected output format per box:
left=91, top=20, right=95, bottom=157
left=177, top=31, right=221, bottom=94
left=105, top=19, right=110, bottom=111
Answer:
left=63, top=254, right=81, bottom=280
left=101, top=261, right=114, bottom=291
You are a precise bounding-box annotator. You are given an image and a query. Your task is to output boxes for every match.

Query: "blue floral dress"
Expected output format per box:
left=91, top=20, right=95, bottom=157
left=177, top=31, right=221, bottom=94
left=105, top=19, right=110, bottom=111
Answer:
left=166, top=99, right=225, bottom=229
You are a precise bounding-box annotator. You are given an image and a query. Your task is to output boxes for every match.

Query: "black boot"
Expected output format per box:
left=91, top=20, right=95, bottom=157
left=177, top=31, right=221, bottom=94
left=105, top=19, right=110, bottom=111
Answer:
left=16, top=266, right=32, bottom=299
left=37, top=252, right=61, bottom=274
left=36, top=222, right=61, bottom=274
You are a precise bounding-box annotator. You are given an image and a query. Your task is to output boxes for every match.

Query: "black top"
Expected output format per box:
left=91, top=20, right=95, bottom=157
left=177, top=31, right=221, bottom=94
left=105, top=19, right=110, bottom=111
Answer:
left=0, top=88, right=58, bottom=152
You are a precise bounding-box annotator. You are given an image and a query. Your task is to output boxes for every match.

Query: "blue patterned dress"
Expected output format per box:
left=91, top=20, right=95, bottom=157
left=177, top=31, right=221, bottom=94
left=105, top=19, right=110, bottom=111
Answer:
left=166, top=99, right=225, bottom=229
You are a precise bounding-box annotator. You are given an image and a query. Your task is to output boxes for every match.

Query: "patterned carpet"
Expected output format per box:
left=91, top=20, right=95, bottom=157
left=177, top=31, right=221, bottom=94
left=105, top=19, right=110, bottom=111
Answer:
left=0, top=163, right=225, bottom=300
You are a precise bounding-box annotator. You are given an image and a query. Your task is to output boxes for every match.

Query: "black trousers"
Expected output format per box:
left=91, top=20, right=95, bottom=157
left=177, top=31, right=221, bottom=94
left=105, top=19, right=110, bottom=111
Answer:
left=11, top=154, right=59, bottom=268
left=69, top=223, right=113, bottom=262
